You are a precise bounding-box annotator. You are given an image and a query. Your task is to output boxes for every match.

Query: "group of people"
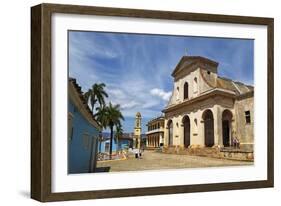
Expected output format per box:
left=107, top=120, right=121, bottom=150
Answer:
left=130, top=147, right=145, bottom=159
left=232, top=132, right=240, bottom=149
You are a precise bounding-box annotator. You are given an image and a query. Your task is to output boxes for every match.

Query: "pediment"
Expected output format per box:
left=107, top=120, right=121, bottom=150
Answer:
left=171, top=56, right=219, bottom=78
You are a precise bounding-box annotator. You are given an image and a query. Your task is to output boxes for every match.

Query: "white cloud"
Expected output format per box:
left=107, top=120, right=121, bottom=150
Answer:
left=107, top=88, right=126, bottom=99
left=141, top=100, right=160, bottom=109
left=150, top=88, right=172, bottom=101
left=70, top=32, right=119, bottom=60
left=69, top=31, right=253, bottom=133
left=120, top=101, right=140, bottom=109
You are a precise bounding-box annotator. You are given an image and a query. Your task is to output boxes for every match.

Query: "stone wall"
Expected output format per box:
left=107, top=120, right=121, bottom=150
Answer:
left=234, top=95, right=254, bottom=150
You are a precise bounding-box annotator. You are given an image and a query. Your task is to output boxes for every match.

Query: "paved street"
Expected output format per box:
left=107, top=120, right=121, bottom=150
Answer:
left=96, top=150, right=252, bottom=172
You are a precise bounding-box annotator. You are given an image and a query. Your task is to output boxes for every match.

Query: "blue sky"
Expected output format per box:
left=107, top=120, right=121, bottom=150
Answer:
left=68, top=31, right=254, bottom=133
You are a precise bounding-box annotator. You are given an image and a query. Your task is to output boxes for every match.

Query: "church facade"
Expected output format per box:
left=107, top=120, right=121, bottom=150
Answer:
left=162, top=56, right=254, bottom=151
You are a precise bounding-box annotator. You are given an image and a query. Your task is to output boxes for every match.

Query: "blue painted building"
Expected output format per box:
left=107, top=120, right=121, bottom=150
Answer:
left=68, top=79, right=101, bottom=174
left=99, top=137, right=132, bottom=153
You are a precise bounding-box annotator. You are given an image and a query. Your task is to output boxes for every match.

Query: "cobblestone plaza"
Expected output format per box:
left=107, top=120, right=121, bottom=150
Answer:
left=96, top=150, right=252, bottom=172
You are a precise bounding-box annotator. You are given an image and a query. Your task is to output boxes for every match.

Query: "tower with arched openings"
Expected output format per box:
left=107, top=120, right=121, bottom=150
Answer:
left=133, top=112, right=142, bottom=149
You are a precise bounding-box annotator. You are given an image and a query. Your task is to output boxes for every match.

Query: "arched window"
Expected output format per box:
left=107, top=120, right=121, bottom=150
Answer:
left=193, top=77, right=198, bottom=93
left=184, top=82, right=189, bottom=99
left=176, top=86, right=180, bottom=100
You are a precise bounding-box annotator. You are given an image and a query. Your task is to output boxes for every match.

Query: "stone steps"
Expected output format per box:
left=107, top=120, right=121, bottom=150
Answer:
left=161, top=146, right=254, bottom=161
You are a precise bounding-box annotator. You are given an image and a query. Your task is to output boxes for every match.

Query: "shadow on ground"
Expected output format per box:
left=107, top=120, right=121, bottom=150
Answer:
left=95, top=166, right=111, bottom=173
left=18, top=190, right=30, bottom=198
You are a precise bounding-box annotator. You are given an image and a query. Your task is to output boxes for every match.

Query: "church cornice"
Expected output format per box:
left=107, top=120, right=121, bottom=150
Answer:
left=162, top=88, right=236, bottom=113
left=237, top=90, right=254, bottom=100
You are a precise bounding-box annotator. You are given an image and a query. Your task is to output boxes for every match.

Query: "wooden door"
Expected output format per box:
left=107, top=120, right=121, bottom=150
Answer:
left=183, top=116, right=190, bottom=148
left=168, top=121, right=173, bottom=146
left=204, top=111, right=214, bottom=147
left=223, top=120, right=230, bottom=147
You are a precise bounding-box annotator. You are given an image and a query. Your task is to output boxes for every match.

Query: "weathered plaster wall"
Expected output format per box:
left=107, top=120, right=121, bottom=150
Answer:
left=168, top=67, right=214, bottom=106
left=234, top=96, right=254, bottom=149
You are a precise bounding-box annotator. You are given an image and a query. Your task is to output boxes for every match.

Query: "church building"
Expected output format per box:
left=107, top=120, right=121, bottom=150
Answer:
left=133, top=112, right=142, bottom=149
left=162, top=56, right=254, bottom=151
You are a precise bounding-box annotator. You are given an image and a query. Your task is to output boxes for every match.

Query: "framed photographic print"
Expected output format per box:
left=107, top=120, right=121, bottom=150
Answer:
left=31, top=3, right=274, bottom=202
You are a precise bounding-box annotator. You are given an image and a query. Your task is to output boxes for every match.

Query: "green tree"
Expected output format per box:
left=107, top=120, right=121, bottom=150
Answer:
left=95, top=102, right=124, bottom=159
left=115, top=124, right=123, bottom=155
left=95, top=106, right=108, bottom=129
left=84, top=83, right=108, bottom=114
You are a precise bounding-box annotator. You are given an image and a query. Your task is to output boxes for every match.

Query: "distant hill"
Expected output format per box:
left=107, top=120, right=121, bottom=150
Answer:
left=101, top=132, right=146, bottom=140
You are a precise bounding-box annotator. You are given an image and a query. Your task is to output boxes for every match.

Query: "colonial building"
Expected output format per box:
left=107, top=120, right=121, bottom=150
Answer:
left=68, top=78, right=101, bottom=174
left=146, top=116, right=165, bottom=148
left=133, top=112, right=142, bottom=149
left=162, top=56, right=254, bottom=150
left=99, top=132, right=134, bottom=153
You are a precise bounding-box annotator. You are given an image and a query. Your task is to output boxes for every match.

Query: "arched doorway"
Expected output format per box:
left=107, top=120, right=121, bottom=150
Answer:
left=167, top=120, right=173, bottom=146
left=222, top=110, right=233, bottom=147
left=182, top=115, right=190, bottom=148
left=202, top=110, right=214, bottom=147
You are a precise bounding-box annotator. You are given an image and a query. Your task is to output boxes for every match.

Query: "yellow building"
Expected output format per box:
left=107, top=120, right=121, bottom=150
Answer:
left=145, top=116, right=165, bottom=148
left=133, top=112, right=142, bottom=149
left=162, top=56, right=254, bottom=151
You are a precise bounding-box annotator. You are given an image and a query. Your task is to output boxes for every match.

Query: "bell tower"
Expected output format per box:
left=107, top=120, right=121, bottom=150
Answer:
left=134, top=112, right=142, bottom=149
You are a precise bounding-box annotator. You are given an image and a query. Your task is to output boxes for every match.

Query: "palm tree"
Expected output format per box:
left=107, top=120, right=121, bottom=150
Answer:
left=84, top=83, right=108, bottom=114
left=95, top=102, right=124, bottom=159
left=115, top=124, right=123, bottom=155
left=95, top=107, right=108, bottom=156
left=95, top=106, right=108, bottom=129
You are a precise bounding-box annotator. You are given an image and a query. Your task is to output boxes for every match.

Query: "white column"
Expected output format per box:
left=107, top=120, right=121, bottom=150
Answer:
left=164, top=120, right=168, bottom=146
left=213, top=105, right=222, bottom=147
left=180, top=121, right=184, bottom=147
left=198, top=110, right=205, bottom=147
